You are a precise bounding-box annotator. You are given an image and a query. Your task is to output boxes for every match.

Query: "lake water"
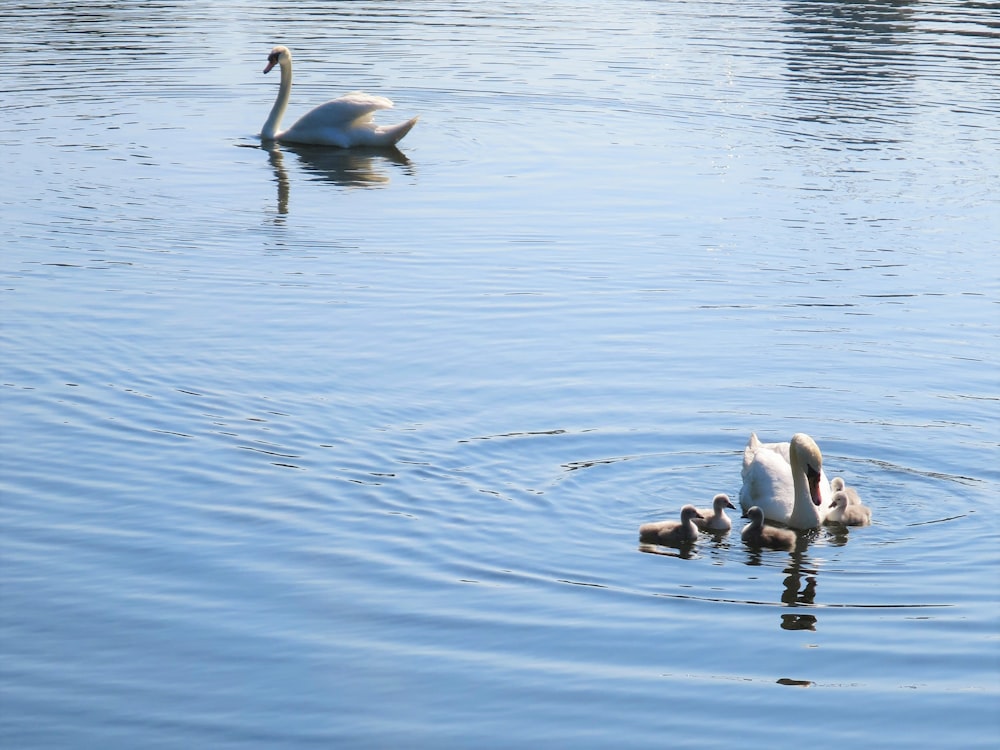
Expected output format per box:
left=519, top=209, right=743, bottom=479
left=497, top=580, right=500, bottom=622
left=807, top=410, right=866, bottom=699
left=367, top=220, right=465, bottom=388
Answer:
left=2, top=1, right=999, bottom=747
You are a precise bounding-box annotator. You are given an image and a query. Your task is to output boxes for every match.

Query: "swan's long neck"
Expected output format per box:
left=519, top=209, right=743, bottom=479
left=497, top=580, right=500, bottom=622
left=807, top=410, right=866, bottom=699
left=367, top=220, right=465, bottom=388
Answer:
left=262, top=58, right=292, bottom=140
left=788, top=447, right=823, bottom=528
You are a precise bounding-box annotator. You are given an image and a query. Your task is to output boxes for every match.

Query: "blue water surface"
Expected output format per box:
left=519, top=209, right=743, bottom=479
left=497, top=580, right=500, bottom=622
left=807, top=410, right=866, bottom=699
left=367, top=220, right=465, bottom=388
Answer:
left=2, top=2, right=999, bottom=748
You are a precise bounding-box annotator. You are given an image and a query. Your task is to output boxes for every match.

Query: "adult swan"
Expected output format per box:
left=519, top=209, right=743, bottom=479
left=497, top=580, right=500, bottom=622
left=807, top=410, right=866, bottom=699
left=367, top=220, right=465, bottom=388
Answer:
left=260, top=46, right=418, bottom=148
left=738, top=433, right=834, bottom=529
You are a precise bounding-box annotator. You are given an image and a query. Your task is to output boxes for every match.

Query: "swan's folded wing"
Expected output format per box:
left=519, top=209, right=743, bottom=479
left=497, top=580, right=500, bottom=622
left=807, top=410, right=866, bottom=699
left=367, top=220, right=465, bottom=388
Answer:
left=337, top=91, right=395, bottom=111
left=296, top=92, right=395, bottom=129
left=739, top=447, right=794, bottom=517
left=742, top=433, right=790, bottom=476
left=759, top=439, right=791, bottom=462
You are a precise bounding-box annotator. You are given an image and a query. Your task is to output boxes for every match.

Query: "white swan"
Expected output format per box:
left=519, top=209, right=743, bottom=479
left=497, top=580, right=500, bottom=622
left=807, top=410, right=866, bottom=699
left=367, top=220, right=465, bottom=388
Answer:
left=825, top=491, right=872, bottom=526
left=738, top=433, right=834, bottom=529
left=261, top=46, right=418, bottom=148
left=741, top=506, right=797, bottom=551
left=639, top=505, right=703, bottom=546
left=693, top=493, right=737, bottom=532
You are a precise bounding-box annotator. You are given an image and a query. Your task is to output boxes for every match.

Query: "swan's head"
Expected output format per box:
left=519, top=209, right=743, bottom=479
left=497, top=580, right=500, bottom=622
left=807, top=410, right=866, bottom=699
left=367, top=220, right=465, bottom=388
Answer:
left=264, top=45, right=291, bottom=74
left=790, top=433, right=824, bottom=507
left=680, top=504, right=704, bottom=522
left=713, top=493, right=736, bottom=512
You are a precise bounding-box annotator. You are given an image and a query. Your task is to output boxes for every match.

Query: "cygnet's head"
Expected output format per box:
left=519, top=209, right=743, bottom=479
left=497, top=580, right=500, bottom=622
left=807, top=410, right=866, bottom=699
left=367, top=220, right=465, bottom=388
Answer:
left=680, top=504, right=704, bottom=522
left=830, top=491, right=850, bottom=510
left=830, top=477, right=845, bottom=492
left=713, top=493, right=736, bottom=512
left=746, top=506, right=765, bottom=525
left=790, top=433, right=824, bottom=507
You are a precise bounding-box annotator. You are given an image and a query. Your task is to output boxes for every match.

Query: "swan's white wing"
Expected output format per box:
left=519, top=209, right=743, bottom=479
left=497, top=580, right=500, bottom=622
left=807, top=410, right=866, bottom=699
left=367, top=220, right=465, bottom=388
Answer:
left=739, top=443, right=795, bottom=521
left=337, top=91, right=395, bottom=110
left=296, top=92, right=395, bottom=128
left=279, top=92, right=405, bottom=147
left=758, top=438, right=791, bottom=462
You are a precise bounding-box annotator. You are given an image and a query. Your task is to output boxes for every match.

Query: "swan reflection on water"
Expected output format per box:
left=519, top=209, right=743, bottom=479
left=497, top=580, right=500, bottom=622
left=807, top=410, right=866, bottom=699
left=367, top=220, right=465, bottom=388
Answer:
left=740, top=529, right=821, bottom=630
left=778, top=549, right=820, bottom=631
left=258, top=140, right=415, bottom=215
left=642, top=525, right=842, bottom=631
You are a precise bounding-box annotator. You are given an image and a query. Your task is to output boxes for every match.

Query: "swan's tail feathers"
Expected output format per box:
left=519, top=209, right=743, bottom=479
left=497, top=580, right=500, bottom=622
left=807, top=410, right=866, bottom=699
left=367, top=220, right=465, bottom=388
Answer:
left=384, top=115, right=419, bottom=146
left=742, top=432, right=760, bottom=477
